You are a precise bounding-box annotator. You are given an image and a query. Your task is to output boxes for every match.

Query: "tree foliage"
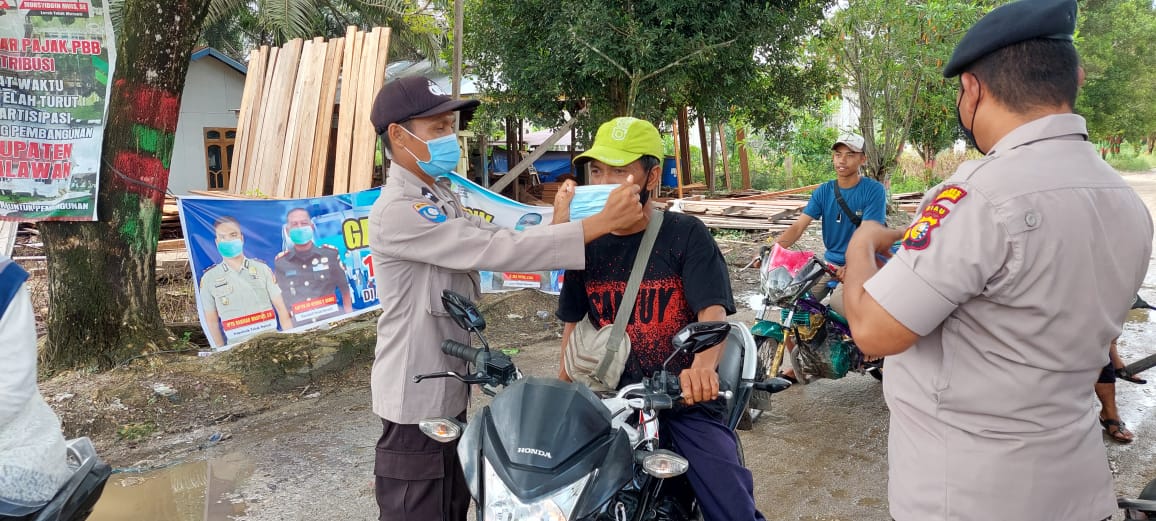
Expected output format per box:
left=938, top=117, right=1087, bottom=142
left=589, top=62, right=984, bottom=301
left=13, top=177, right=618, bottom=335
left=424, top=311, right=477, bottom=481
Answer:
left=816, top=0, right=986, bottom=182
left=1076, top=0, right=1156, bottom=145
left=464, top=0, right=833, bottom=138
left=195, top=0, right=449, bottom=62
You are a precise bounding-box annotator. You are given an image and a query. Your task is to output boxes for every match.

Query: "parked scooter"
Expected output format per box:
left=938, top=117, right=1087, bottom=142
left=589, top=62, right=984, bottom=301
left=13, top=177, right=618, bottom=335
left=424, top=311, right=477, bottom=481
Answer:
left=414, top=290, right=791, bottom=521
left=16, top=437, right=111, bottom=521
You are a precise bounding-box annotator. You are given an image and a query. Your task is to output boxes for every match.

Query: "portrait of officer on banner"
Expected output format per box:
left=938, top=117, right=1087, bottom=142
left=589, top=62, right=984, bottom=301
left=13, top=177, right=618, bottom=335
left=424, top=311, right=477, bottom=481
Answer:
left=274, top=207, right=355, bottom=325
left=198, top=216, right=295, bottom=349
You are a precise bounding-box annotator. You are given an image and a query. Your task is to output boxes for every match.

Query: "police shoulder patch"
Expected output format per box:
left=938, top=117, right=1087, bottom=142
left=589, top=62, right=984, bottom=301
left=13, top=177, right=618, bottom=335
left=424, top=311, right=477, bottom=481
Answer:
left=902, top=185, right=968, bottom=251
left=413, top=202, right=447, bottom=223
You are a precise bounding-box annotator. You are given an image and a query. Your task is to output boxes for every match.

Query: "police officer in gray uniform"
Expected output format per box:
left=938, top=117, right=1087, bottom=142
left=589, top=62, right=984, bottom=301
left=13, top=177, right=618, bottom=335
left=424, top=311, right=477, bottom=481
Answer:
left=840, top=0, right=1154, bottom=519
left=367, top=76, right=644, bottom=521
left=274, top=208, right=354, bottom=324
left=200, top=216, right=294, bottom=348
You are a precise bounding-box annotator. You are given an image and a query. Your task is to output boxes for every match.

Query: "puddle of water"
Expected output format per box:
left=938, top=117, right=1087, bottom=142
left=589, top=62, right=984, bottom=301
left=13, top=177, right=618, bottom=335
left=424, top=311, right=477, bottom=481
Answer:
left=89, top=452, right=252, bottom=521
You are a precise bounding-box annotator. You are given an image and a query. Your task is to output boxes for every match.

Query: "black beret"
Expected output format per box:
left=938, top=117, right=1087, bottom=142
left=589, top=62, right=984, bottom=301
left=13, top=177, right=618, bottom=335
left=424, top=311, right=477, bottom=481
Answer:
left=370, top=76, right=480, bottom=135
left=943, top=0, right=1077, bottom=78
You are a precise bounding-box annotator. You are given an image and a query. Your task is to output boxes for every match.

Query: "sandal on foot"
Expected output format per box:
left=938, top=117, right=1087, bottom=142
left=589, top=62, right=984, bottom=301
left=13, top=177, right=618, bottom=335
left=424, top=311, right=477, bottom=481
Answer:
left=1116, top=367, right=1147, bottom=385
left=776, top=371, right=798, bottom=384
left=1100, top=418, right=1135, bottom=443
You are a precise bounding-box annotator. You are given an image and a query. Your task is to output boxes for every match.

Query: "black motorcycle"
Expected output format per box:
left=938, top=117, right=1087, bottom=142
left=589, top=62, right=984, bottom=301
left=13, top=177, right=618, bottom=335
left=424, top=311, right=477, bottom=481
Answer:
left=18, top=437, right=110, bottom=521
left=414, top=290, right=791, bottom=521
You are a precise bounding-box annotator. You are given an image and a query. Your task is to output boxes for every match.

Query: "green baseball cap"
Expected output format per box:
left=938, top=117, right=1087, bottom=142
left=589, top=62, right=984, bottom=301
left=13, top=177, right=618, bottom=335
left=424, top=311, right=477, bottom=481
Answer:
left=574, top=117, right=665, bottom=168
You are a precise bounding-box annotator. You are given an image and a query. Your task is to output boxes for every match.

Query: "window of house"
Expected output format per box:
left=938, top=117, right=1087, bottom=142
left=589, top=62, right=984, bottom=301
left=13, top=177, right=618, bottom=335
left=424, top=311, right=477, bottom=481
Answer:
left=204, top=128, right=237, bottom=190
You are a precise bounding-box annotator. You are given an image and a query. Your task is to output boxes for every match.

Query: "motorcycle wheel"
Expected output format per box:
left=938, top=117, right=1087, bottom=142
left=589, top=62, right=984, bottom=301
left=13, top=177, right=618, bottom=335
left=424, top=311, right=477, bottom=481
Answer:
left=865, top=356, right=884, bottom=381
left=749, top=335, right=778, bottom=412
left=735, top=430, right=746, bottom=467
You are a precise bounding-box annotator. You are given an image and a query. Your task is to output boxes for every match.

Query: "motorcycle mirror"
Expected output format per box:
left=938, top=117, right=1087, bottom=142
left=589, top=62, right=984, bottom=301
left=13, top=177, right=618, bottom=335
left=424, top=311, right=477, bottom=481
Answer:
left=671, top=322, right=731, bottom=355
left=441, top=290, right=486, bottom=332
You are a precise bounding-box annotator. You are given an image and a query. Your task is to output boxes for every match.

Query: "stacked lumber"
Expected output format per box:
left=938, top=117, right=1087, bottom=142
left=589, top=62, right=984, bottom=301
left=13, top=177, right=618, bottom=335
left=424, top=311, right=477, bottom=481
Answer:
left=671, top=197, right=808, bottom=231
left=892, top=191, right=925, bottom=214
left=229, top=27, right=391, bottom=199
left=160, top=196, right=183, bottom=240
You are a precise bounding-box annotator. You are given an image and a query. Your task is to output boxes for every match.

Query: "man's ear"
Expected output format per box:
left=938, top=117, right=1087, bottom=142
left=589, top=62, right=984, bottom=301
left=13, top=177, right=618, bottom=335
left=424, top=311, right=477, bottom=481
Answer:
left=387, top=123, right=406, bottom=148
left=645, top=165, right=662, bottom=191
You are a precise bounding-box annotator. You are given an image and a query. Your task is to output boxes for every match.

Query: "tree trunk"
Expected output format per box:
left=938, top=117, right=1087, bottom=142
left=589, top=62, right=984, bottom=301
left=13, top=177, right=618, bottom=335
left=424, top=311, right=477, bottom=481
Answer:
left=677, top=107, right=692, bottom=185
left=697, top=113, right=711, bottom=191
left=737, top=127, right=750, bottom=190
left=38, top=0, right=211, bottom=371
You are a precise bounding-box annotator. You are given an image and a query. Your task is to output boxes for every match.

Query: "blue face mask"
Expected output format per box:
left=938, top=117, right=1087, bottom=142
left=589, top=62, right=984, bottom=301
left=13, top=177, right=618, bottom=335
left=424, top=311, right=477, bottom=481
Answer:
left=402, top=127, right=461, bottom=177
left=217, top=239, right=244, bottom=259
left=288, top=226, right=314, bottom=245
left=570, top=184, right=620, bottom=221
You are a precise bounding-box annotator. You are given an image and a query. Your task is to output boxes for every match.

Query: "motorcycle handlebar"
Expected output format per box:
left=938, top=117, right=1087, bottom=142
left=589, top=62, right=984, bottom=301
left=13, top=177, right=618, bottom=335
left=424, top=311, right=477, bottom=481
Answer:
left=441, top=340, right=484, bottom=366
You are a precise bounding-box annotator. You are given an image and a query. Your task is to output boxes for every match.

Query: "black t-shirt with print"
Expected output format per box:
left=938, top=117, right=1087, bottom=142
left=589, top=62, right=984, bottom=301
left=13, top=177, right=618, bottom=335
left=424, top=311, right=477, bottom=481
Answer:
left=557, top=211, right=736, bottom=398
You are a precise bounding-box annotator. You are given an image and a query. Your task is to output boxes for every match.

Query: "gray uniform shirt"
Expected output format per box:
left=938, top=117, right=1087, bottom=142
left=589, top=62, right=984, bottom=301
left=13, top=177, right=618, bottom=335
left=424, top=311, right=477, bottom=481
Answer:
left=369, top=164, right=587, bottom=424
left=865, top=114, right=1153, bottom=521
left=199, top=258, right=281, bottom=344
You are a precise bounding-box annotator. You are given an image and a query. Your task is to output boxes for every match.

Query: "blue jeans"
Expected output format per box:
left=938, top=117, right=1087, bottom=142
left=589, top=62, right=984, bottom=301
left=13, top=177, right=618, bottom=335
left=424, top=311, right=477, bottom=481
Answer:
left=661, top=406, right=766, bottom=521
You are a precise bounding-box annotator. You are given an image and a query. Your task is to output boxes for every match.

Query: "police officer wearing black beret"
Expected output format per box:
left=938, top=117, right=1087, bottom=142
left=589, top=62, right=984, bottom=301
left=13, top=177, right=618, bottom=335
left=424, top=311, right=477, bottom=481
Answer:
left=839, top=0, right=1154, bottom=519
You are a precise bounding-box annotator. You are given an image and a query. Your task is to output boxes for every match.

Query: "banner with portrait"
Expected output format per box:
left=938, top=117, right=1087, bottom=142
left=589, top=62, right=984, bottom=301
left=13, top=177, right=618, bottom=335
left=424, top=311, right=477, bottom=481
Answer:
left=179, top=176, right=566, bottom=351
left=439, top=172, right=565, bottom=295
left=179, top=190, right=382, bottom=351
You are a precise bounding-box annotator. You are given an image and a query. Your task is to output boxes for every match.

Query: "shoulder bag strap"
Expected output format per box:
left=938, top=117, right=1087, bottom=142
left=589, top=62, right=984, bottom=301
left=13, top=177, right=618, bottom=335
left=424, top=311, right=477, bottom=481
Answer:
left=832, top=181, right=862, bottom=228
left=595, top=209, right=663, bottom=381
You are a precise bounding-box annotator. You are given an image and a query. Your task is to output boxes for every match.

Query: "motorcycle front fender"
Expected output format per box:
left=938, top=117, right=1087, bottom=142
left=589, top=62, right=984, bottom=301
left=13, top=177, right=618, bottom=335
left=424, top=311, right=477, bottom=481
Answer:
left=750, top=320, right=784, bottom=343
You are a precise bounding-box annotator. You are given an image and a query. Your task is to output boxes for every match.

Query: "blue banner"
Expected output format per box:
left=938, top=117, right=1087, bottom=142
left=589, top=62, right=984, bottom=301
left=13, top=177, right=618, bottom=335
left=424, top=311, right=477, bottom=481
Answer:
left=179, top=190, right=381, bottom=350
left=180, top=177, right=566, bottom=351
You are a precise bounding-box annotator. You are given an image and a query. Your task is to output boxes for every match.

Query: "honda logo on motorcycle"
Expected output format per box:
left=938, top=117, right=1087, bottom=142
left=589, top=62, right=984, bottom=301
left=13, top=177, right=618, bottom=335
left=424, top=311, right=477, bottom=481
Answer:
left=517, top=447, right=552, bottom=459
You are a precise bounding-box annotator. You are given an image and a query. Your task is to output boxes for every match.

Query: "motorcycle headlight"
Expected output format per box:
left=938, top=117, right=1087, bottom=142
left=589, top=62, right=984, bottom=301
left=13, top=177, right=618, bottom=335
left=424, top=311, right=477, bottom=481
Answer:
left=483, top=463, right=589, bottom=521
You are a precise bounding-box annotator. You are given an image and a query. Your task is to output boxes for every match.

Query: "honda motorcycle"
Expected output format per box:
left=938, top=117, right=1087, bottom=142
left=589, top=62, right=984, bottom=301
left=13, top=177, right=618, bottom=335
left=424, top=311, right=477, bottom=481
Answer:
left=414, top=290, right=791, bottom=521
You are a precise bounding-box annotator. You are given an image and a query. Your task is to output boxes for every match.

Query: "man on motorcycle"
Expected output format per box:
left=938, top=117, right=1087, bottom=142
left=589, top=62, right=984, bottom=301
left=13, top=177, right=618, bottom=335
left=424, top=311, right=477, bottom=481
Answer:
left=0, top=255, right=71, bottom=519
left=769, top=134, right=887, bottom=381
left=555, top=117, right=765, bottom=521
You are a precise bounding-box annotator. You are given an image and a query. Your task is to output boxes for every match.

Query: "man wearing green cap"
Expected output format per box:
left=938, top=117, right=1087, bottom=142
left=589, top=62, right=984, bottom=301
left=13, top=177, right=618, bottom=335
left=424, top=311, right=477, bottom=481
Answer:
left=838, top=0, right=1153, bottom=518
left=556, top=117, right=765, bottom=521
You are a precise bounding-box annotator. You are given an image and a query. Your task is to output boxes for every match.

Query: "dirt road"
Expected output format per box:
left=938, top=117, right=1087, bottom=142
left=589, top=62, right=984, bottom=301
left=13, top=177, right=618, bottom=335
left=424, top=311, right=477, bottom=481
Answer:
left=90, top=172, right=1156, bottom=521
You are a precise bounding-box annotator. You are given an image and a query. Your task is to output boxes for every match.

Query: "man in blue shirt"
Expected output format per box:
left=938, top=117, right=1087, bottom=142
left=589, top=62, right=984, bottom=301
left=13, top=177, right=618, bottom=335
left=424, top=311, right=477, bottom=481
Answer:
left=772, top=134, right=887, bottom=381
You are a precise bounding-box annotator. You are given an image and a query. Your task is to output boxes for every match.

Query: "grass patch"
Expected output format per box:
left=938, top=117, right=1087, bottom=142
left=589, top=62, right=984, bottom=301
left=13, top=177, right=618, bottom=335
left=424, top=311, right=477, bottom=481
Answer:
left=116, top=422, right=157, bottom=442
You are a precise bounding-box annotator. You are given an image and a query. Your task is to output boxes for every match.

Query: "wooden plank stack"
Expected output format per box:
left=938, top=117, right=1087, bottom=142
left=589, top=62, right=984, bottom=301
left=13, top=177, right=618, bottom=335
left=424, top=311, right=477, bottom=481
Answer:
left=892, top=191, right=925, bottom=214
left=670, top=196, right=809, bottom=231
left=228, top=27, right=391, bottom=199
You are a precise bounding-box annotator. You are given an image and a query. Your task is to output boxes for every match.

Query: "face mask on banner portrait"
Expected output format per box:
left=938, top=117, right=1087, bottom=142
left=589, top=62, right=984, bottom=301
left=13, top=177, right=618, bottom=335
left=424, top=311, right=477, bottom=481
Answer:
left=569, top=184, right=620, bottom=221
left=217, top=239, right=244, bottom=259
left=288, top=226, right=314, bottom=245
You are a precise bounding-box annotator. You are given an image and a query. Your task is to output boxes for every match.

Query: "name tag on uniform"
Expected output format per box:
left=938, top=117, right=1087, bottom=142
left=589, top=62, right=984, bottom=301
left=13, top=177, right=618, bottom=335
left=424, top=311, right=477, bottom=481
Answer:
left=313, top=265, right=327, bottom=272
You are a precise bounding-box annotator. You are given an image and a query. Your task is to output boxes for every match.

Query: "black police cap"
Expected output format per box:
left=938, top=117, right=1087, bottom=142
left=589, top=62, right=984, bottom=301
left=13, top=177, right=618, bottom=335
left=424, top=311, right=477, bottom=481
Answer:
left=370, top=76, right=480, bottom=135
left=943, top=0, right=1077, bottom=78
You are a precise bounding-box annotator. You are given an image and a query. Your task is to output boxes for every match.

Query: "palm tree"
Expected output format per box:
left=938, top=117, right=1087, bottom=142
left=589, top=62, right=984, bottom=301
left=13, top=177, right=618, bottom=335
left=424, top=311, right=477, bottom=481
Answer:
left=111, top=0, right=448, bottom=62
